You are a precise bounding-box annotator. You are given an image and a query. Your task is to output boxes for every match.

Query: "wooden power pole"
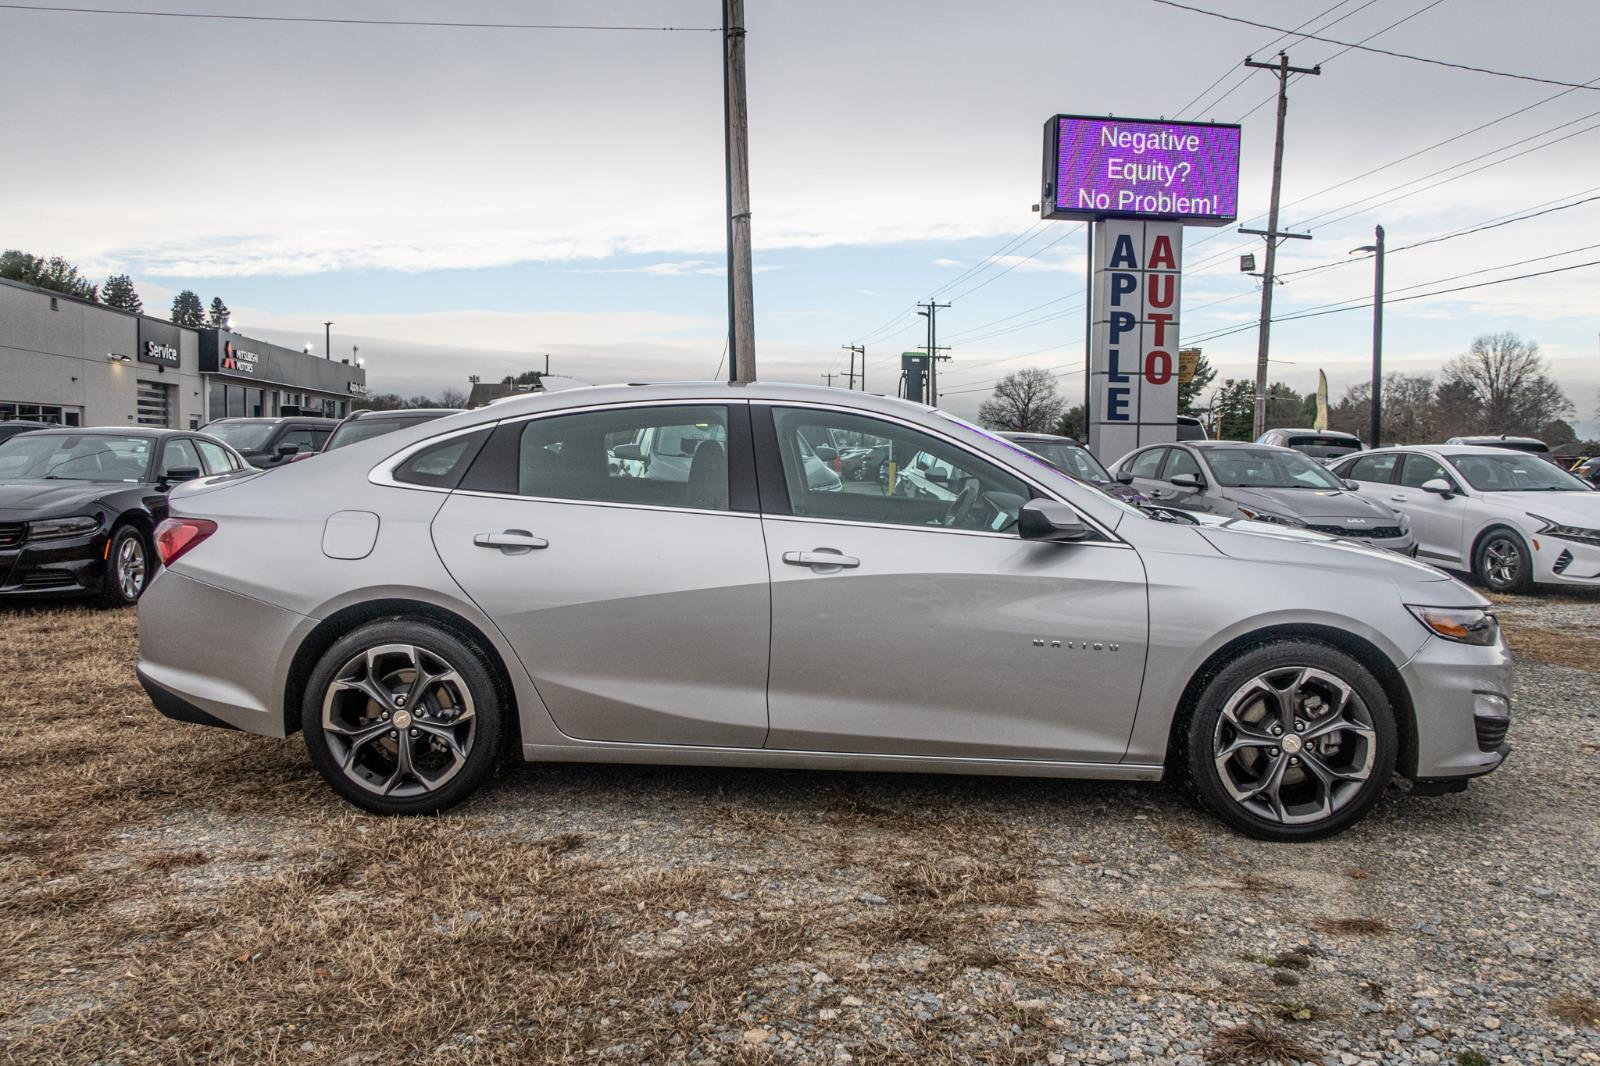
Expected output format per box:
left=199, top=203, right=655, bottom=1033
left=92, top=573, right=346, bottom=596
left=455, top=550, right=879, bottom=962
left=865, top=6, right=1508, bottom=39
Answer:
left=724, top=0, right=756, bottom=383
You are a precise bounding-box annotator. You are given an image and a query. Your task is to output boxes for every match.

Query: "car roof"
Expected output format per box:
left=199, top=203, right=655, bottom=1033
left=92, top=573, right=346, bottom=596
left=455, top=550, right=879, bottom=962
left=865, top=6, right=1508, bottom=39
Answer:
left=207, top=416, right=339, bottom=425
left=998, top=432, right=1083, bottom=445
left=19, top=426, right=189, bottom=438
left=349, top=408, right=460, bottom=420
left=1267, top=427, right=1360, bottom=438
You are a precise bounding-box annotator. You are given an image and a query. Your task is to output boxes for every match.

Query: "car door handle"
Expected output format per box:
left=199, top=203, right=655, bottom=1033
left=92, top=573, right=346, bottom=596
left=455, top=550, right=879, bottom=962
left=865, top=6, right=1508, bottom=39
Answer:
left=1390, top=494, right=1409, bottom=501
left=473, top=530, right=548, bottom=553
left=782, top=549, right=860, bottom=570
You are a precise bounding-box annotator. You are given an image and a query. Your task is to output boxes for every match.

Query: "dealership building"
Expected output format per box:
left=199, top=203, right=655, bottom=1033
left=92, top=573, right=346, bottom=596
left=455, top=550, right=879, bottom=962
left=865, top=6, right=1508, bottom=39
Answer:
left=1, top=278, right=367, bottom=429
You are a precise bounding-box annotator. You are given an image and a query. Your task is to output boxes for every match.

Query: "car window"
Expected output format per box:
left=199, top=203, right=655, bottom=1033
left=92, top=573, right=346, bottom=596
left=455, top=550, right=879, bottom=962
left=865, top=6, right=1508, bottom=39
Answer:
left=394, top=430, right=489, bottom=489
left=1398, top=454, right=1453, bottom=490
left=160, top=438, right=202, bottom=478
left=310, top=430, right=331, bottom=449
left=194, top=439, right=237, bottom=474
left=770, top=407, right=1030, bottom=533
left=0, top=433, right=152, bottom=482
left=515, top=406, right=730, bottom=510
left=1162, top=448, right=1202, bottom=481
left=1346, top=453, right=1399, bottom=483
left=1020, top=441, right=1111, bottom=483
left=1447, top=452, right=1589, bottom=492
left=1205, top=447, right=1344, bottom=489
left=278, top=429, right=318, bottom=453
left=1127, top=448, right=1167, bottom=479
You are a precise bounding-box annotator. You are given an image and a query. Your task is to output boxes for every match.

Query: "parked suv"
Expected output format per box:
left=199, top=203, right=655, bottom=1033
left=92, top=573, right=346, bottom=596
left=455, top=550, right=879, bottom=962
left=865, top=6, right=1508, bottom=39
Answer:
left=1444, top=435, right=1552, bottom=460
left=320, top=409, right=461, bottom=453
left=1256, top=428, right=1364, bottom=463
left=202, top=417, right=337, bottom=468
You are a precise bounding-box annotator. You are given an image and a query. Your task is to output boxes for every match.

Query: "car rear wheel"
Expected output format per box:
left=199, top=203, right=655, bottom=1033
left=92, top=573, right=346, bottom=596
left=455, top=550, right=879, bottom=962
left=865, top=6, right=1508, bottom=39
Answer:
left=1474, top=529, right=1532, bottom=594
left=1185, top=640, right=1396, bottom=842
left=99, top=524, right=151, bottom=607
left=302, top=620, right=504, bottom=815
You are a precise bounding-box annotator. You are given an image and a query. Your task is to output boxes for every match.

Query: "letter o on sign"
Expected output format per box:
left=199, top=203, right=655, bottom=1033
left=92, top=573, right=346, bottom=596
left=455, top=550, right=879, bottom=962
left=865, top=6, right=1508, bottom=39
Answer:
left=1146, top=350, right=1173, bottom=385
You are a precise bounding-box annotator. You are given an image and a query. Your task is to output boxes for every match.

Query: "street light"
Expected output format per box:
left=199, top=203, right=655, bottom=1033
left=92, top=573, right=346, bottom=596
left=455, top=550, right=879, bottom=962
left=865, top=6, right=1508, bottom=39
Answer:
left=1350, top=225, right=1385, bottom=448
left=324, top=320, right=334, bottom=361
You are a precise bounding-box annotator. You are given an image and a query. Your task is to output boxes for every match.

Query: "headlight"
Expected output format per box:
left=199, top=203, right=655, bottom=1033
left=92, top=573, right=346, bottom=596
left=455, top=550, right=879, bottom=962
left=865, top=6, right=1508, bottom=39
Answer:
left=1236, top=506, right=1303, bottom=527
left=1396, top=511, right=1411, bottom=531
left=1407, top=605, right=1500, bottom=646
left=1527, top=513, right=1600, bottom=545
left=27, top=514, right=101, bottom=540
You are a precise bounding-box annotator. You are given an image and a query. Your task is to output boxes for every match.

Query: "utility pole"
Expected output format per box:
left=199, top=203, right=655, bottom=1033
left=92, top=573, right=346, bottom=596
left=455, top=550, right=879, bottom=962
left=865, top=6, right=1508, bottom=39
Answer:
left=544, top=353, right=551, bottom=376
left=323, top=320, right=333, bottom=361
left=1242, top=51, right=1319, bottom=439
left=841, top=344, right=865, bottom=390
left=723, top=0, right=756, bottom=383
left=821, top=372, right=839, bottom=388
left=1351, top=225, right=1386, bottom=447
left=917, top=301, right=951, bottom=407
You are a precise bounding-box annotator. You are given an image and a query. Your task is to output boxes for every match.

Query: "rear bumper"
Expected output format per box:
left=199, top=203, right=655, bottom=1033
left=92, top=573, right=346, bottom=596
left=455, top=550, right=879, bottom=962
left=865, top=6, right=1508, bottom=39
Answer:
left=1400, top=633, right=1513, bottom=780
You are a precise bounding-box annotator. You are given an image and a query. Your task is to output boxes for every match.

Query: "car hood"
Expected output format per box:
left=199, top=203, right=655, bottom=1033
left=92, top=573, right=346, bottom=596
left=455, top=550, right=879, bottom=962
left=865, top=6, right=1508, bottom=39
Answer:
left=0, top=478, right=131, bottom=519
left=1194, top=518, right=1470, bottom=594
left=1482, top=491, right=1600, bottom=524
left=1222, top=486, right=1397, bottom=522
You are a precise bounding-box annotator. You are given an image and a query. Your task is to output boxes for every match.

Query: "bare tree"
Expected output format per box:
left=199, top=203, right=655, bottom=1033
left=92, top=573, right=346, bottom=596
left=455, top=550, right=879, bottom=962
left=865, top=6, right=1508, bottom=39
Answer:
left=976, top=368, right=1065, bottom=433
left=1441, top=333, right=1571, bottom=437
left=435, top=387, right=470, bottom=409
left=1329, top=373, right=1438, bottom=443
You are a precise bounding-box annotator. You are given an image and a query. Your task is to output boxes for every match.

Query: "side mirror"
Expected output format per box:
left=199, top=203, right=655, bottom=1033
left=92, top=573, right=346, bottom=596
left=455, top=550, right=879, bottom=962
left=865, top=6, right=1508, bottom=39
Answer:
left=1420, top=477, right=1455, bottom=497
left=1017, top=499, right=1091, bottom=542
left=612, top=443, right=643, bottom=461
left=161, top=466, right=202, bottom=487
left=1114, top=472, right=1135, bottom=485
left=1169, top=472, right=1205, bottom=491
left=276, top=444, right=300, bottom=459
left=924, top=468, right=949, bottom=484
left=1342, top=478, right=1360, bottom=491
left=815, top=445, right=838, bottom=463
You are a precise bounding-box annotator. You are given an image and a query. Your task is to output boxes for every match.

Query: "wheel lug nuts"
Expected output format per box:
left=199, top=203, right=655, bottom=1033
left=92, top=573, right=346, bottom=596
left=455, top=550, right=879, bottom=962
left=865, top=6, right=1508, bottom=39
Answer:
left=1270, top=748, right=1280, bottom=757
left=1290, top=757, right=1299, bottom=765
left=381, top=711, right=390, bottom=720
left=409, top=729, right=418, bottom=737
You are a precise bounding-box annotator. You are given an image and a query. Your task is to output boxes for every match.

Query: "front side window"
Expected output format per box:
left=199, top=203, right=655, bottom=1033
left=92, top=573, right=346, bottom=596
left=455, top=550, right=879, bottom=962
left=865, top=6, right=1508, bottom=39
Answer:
left=160, top=438, right=202, bottom=477
left=1126, top=448, right=1166, bottom=479
left=1205, top=447, right=1344, bottom=490
left=1398, top=454, right=1453, bottom=490
left=204, top=421, right=274, bottom=451
left=1162, top=448, right=1202, bottom=481
left=279, top=430, right=319, bottom=453
left=1448, top=452, right=1589, bottom=492
left=514, top=406, right=731, bottom=510
left=769, top=408, right=1030, bottom=533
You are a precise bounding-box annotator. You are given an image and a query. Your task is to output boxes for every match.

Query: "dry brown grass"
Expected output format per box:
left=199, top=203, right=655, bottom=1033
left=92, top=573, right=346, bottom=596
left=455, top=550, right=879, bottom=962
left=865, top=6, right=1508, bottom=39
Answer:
left=1549, top=991, right=1600, bottom=1028
left=1501, top=623, right=1600, bottom=671
left=1309, top=916, right=1391, bottom=936
left=1087, top=907, right=1196, bottom=963
left=1206, top=1020, right=1321, bottom=1064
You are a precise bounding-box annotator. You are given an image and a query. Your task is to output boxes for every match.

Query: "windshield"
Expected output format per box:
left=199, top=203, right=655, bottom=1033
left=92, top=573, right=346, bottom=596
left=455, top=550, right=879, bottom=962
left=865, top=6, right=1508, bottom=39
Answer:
left=326, top=416, right=432, bottom=451
left=1449, top=452, right=1589, bottom=492
left=1205, top=447, right=1345, bottom=489
left=204, top=422, right=276, bottom=450
left=0, top=433, right=153, bottom=482
left=1022, top=441, right=1112, bottom=483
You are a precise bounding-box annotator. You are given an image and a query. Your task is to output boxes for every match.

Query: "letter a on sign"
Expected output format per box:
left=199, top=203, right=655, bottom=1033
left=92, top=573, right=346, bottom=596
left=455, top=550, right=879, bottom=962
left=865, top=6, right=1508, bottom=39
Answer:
left=1149, top=235, right=1177, bottom=270
left=1109, top=235, right=1139, bottom=269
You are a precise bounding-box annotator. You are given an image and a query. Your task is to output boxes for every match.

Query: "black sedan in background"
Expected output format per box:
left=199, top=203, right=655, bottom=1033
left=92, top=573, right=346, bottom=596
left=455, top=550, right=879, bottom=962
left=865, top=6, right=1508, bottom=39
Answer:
left=0, top=420, right=47, bottom=445
left=0, top=428, right=249, bottom=605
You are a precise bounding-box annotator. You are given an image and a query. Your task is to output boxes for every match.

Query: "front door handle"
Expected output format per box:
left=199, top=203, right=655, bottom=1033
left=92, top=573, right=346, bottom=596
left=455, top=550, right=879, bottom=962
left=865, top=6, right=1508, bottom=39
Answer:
left=1390, top=494, right=1408, bottom=502
left=782, top=549, right=860, bottom=570
left=474, top=530, right=548, bottom=554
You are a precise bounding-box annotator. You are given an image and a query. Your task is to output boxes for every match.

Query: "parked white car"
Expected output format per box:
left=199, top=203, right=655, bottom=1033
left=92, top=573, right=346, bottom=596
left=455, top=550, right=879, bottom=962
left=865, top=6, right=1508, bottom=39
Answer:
left=1331, top=445, right=1599, bottom=592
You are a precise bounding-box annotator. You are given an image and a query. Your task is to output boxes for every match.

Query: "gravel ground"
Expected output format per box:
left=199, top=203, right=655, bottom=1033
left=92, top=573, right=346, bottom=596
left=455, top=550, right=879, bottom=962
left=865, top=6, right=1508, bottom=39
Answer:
left=3, top=595, right=1599, bottom=1064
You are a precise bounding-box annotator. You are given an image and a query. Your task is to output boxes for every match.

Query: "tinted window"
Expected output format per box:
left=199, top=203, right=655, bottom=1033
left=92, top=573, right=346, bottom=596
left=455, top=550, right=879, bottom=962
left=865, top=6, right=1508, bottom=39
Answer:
left=279, top=429, right=319, bottom=453
left=195, top=439, right=237, bottom=474
left=1398, top=454, right=1452, bottom=490
left=770, top=407, right=1030, bottom=533
left=515, top=406, right=730, bottom=510
left=1346, top=453, right=1399, bottom=483
left=1127, top=448, right=1166, bottom=479
left=394, top=430, right=490, bottom=489
left=160, top=438, right=203, bottom=477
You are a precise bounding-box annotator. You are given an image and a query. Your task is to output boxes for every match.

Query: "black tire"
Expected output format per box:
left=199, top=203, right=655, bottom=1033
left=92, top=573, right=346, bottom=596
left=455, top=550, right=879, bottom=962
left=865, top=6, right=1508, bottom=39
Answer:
left=1184, top=640, right=1397, bottom=842
left=301, top=619, right=505, bottom=815
left=98, top=523, right=152, bottom=607
left=1473, top=527, right=1533, bottom=594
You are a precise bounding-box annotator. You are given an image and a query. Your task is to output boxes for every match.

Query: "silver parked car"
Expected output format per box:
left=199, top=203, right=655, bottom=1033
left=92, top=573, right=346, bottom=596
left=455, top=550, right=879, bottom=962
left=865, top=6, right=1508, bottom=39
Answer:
left=137, top=384, right=1509, bottom=841
left=1111, top=441, right=1417, bottom=556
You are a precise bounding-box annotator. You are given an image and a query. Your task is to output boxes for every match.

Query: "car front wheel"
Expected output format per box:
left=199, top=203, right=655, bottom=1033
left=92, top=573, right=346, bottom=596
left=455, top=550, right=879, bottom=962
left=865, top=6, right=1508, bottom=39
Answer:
left=99, top=524, right=151, bottom=607
left=1474, top=529, right=1532, bottom=594
left=1185, top=640, right=1397, bottom=841
left=302, top=620, right=505, bottom=815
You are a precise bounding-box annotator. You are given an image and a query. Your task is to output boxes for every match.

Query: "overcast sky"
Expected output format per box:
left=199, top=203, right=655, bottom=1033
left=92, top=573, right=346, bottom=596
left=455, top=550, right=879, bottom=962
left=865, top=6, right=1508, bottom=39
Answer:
left=5, top=0, right=1599, bottom=426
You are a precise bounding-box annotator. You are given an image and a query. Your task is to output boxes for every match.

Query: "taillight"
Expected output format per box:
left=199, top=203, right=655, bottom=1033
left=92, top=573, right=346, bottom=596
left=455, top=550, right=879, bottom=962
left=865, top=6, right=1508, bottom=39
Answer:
left=154, top=518, right=217, bottom=566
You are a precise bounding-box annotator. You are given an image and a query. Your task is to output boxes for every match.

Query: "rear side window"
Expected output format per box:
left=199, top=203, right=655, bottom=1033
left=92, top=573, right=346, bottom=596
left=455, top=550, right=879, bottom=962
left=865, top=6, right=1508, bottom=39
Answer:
left=393, top=429, right=490, bottom=489
left=514, top=406, right=730, bottom=510
left=1346, top=453, right=1399, bottom=483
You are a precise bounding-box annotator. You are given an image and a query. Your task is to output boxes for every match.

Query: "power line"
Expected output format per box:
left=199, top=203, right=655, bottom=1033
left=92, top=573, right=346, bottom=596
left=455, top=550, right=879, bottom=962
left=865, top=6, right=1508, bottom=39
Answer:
left=1146, top=0, right=1600, bottom=92
left=0, top=3, right=718, bottom=30
left=1174, top=0, right=1366, bottom=119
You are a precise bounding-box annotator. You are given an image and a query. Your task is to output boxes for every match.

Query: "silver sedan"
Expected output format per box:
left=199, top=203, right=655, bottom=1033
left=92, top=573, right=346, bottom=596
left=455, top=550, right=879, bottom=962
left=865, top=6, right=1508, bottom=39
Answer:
left=137, top=383, right=1510, bottom=841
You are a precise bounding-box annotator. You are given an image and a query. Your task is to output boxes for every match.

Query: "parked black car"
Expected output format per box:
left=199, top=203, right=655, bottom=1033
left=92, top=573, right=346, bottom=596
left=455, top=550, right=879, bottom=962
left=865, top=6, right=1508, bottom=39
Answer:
left=0, top=420, right=47, bottom=445
left=201, top=416, right=338, bottom=468
left=319, top=408, right=461, bottom=453
left=0, top=427, right=249, bottom=604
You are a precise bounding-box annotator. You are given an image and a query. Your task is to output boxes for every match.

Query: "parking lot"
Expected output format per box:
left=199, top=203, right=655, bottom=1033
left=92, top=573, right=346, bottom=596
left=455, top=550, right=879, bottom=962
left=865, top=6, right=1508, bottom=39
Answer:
left=2, top=598, right=1598, bottom=1065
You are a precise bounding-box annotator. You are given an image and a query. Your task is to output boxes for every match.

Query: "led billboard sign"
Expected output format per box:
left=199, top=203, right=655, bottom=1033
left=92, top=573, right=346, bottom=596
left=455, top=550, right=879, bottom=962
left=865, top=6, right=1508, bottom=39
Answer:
left=1042, top=115, right=1241, bottom=226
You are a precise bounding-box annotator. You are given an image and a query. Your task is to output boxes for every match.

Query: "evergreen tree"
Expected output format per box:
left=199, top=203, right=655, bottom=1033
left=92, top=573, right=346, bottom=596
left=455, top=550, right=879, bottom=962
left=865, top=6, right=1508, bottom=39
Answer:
left=170, top=289, right=205, bottom=327
left=102, top=273, right=143, bottom=313
left=1177, top=353, right=1215, bottom=415
left=207, top=296, right=231, bottom=328
left=1, top=249, right=99, bottom=301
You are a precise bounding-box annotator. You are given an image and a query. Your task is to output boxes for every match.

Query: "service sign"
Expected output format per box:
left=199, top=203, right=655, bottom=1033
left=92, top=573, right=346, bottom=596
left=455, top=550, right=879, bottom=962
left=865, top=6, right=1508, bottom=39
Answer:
left=136, top=318, right=182, bottom=368
left=1043, top=115, right=1240, bottom=226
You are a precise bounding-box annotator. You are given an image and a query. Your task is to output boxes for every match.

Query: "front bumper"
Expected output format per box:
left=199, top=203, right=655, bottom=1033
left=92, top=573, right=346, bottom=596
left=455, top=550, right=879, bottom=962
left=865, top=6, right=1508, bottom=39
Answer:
left=1530, top=533, right=1600, bottom=584
left=0, top=529, right=109, bottom=597
left=1400, top=631, right=1512, bottom=780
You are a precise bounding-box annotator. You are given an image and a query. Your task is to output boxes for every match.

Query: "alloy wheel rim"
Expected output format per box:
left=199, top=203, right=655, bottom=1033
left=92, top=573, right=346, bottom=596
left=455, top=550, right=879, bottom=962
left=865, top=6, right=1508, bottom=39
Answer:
left=321, top=643, right=477, bottom=798
left=1212, top=665, right=1376, bottom=826
left=117, top=536, right=146, bottom=600
left=1484, top=538, right=1521, bottom=587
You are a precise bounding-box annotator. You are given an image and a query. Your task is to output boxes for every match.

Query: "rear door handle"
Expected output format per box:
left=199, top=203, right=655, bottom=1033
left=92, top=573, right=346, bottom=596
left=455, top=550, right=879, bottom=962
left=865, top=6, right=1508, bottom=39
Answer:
left=782, top=549, right=860, bottom=570
left=474, top=530, right=548, bottom=554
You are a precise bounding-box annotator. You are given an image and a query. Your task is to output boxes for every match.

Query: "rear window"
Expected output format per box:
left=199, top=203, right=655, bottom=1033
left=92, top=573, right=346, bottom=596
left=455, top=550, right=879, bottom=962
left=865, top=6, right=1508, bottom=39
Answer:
left=1285, top=435, right=1357, bottom=449
left=392, top=430, right=490, bottom=489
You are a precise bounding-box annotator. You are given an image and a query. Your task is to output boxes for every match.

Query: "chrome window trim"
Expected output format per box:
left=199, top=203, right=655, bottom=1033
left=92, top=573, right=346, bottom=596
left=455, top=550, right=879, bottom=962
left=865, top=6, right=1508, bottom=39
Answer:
left=447, top=488, right=757, bottom=521
left=761, top=511, right=1133, bottom=548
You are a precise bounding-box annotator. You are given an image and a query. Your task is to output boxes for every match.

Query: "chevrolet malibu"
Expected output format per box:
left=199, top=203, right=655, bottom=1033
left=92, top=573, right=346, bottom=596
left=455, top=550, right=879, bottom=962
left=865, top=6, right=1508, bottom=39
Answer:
left=137, top=384, right=1510, bottom=841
